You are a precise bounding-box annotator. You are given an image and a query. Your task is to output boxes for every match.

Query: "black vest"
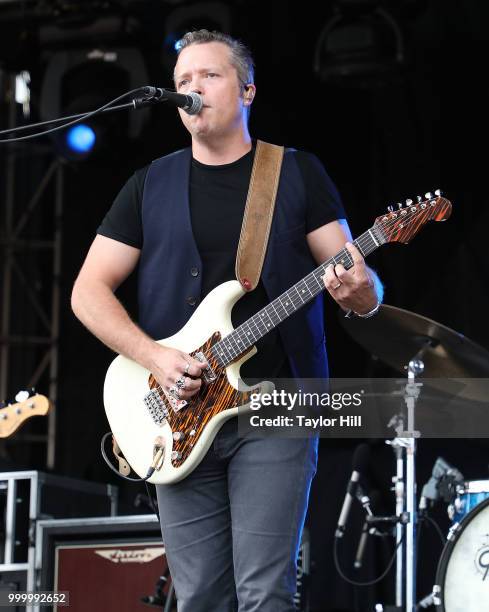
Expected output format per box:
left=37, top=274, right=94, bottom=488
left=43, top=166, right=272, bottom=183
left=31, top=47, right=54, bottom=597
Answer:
left=138, top=147, right=329, bottom=382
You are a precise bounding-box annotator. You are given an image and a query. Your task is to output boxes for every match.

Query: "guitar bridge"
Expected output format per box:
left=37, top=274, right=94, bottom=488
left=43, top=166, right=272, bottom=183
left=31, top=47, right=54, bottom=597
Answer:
left=143, top=389, right=168, bottom=425
left=194, top=351, right=217, bottom=384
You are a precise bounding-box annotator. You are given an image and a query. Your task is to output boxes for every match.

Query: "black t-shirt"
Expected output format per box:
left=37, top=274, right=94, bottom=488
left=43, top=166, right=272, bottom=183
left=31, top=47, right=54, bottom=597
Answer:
left=97, top=144, right=346, bottom=381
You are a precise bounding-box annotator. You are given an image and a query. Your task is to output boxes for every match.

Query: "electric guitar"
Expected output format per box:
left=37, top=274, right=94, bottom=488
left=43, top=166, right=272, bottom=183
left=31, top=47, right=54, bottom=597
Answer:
left=104, top=192, right=452, bottom=484
left=0, top=392, right=51, bottom=438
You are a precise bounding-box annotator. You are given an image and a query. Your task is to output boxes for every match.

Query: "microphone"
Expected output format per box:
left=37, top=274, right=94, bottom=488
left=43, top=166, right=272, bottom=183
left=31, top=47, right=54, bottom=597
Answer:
left=354, top=489, right=379, bottom=569
left=354, top=521, right=370, bottom=569
left=335, top=443, right=370, bottom=538
left=356, top=484, right=372, bottom=512
left=140, top=86, right=203, bottom=115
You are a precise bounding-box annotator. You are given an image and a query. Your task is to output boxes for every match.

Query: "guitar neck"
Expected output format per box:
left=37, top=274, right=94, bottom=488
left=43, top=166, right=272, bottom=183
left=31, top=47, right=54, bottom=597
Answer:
left=211, top=225, right=386, bottom=367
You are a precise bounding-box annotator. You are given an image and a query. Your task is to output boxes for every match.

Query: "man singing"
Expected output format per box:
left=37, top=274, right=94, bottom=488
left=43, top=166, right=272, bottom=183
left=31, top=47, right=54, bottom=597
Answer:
left=71, top=29, right=382, bottom=612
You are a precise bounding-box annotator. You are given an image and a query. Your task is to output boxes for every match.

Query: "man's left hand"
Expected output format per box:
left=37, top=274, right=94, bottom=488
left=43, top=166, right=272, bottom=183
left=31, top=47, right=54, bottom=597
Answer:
left=322, top=242, right=378, bottom=315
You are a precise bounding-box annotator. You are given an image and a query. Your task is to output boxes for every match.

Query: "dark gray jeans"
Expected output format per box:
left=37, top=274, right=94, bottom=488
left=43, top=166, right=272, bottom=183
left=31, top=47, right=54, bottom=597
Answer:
left=156, top=419, right=318, bottom=612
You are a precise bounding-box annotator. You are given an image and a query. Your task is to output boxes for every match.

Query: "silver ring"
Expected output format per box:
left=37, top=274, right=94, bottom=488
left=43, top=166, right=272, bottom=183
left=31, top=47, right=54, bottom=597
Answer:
left=168, top=385, right=180, bottom=399
left=184, top=361, right=190, bottom=374
left=333, top=282, right=342, bottom=290
left=176, top=376, right=186, bottom=390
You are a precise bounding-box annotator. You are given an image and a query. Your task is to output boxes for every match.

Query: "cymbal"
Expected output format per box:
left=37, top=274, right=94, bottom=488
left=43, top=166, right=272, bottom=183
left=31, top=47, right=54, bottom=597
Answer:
left=341, top=305, right=489, bottom=401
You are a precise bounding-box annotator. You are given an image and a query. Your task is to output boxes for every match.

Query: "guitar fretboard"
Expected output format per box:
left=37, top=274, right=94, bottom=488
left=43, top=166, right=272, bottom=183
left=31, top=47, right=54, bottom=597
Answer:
left=210, top=225, right=386, bottom=368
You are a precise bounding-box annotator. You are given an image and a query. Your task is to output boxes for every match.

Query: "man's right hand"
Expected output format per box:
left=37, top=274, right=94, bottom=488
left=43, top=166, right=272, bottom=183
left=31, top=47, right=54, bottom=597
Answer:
left=148, top=345, right=209, bottom=401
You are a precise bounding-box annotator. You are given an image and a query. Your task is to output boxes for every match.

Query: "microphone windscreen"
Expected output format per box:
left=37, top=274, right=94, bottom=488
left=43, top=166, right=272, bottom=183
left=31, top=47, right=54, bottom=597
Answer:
left=352, top=443, right=370, bottom=473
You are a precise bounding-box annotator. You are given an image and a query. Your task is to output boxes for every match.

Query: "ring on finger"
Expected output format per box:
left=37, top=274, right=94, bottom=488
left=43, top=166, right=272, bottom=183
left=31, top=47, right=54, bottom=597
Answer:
left=176, top=376, right=186, bottom=390
left=168, top=385, right=180, bottom=399
left=184, top=361, right=190, bottom=374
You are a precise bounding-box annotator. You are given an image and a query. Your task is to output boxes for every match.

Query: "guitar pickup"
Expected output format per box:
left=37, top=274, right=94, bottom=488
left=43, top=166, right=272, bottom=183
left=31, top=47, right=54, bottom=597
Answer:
left=194, top=352, right=217, bottom=384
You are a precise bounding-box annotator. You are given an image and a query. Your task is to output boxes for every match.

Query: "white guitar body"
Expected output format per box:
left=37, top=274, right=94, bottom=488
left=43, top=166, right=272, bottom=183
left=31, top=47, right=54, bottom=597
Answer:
left=104, top=280, right=274, bottom=485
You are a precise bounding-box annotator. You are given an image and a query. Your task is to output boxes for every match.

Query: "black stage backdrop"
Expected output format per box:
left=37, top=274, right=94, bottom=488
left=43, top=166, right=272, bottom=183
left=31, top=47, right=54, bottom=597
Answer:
left=1, top=2, right=489, bottom=611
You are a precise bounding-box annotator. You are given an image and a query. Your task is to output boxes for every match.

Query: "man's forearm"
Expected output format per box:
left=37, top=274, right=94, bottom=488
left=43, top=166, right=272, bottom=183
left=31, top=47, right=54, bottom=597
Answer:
left=71, top=279, right=161, bottom=372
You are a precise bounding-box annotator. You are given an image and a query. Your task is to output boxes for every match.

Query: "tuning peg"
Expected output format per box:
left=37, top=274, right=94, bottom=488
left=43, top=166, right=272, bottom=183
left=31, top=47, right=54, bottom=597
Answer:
left=15, top=390, right=30, bottom=403
left=416, top=195, right=422, bottom=203
left=397, top=202, right=403, bottom=209
left=425, top=192, right=433, bottom=199
left=387, top=205, right=394, bottom=212
left=406, top=198, right=413, bottom=206
left=434, top=189, right=442, bottom=196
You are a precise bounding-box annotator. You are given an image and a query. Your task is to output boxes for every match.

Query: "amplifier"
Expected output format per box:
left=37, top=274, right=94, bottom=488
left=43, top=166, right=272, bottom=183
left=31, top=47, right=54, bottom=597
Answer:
left=35, top=515, right=171, bottom=612
left=35, top=515, right=310, bottom=612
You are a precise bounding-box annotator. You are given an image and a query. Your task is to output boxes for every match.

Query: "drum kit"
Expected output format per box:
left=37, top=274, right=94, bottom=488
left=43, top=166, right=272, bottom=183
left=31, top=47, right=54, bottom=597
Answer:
left=342, top=304, right=489, bottom=612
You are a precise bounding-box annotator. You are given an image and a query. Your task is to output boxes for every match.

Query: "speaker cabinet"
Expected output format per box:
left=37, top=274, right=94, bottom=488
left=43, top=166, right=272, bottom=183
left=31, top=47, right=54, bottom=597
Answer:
left=35, top=515, right=173, bottom=612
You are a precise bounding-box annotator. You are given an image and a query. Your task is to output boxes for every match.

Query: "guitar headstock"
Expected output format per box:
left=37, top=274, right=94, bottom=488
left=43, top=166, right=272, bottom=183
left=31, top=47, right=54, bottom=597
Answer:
left=0, top=393, right=51, bottom=438
left=374, top=191, right=452, bottom=244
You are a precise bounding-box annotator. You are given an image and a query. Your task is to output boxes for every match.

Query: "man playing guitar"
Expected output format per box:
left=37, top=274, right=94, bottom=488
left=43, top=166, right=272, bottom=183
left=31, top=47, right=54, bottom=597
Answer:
left=71, top=29, right=382, bottom=612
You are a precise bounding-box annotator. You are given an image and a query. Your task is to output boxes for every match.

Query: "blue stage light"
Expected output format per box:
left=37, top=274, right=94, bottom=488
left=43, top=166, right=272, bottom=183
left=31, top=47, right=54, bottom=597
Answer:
left=66, top=124, right=96, bottom=154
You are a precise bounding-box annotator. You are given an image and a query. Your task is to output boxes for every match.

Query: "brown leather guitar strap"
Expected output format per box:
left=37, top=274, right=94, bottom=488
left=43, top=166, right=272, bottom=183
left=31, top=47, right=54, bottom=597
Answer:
left=235, top=140, right=285, bottom=291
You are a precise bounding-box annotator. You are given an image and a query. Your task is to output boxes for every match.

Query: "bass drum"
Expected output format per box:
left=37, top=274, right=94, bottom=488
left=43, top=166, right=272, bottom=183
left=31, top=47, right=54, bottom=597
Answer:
left=434, top=497, right=489, bottom=611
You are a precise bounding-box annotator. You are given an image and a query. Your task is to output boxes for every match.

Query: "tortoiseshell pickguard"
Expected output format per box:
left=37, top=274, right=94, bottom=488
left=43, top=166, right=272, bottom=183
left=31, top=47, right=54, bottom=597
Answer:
left=147, top=332, right=254, bottom=468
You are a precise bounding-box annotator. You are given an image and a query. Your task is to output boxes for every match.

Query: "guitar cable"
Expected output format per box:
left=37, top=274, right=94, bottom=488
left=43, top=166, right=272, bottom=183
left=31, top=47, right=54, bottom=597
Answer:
left=100, top=431, right=163, bottom=483
left=100, top=432, right=162, bottom=522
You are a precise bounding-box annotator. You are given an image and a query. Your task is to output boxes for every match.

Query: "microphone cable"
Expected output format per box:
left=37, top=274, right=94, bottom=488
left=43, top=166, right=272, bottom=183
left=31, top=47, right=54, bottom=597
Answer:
left=334, top=529, right=404, bottom=587
left=0, top=87, right=148, bottom=144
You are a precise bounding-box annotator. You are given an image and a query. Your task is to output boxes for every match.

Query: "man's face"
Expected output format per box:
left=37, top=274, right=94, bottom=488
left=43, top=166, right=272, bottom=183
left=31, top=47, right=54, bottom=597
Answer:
left=174, top=42, right=250, bottom=139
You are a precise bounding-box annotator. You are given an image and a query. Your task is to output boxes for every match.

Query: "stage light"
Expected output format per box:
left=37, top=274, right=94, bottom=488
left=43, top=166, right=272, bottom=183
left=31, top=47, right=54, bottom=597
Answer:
left=66, top=124, right=96, bottom=155
left=314, top=2, right=404, bottom=87
left=15, top=70, right=31, bottom=117
left=40, top=47, right=149, bottom=161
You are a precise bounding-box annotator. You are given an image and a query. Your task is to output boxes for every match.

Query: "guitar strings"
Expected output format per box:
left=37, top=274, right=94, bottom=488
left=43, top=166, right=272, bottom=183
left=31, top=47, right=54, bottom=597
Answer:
left=214, top=203, right=438, bottom=362
left=212, top=201, right=443, bottom=363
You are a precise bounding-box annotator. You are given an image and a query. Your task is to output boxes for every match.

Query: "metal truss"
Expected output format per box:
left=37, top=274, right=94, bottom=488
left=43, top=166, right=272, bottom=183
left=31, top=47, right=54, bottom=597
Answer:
left=0, top=74, right=62, bottom=469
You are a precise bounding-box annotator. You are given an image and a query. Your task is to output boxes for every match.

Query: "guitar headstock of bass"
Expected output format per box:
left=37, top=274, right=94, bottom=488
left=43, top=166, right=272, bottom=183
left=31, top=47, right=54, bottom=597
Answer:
left=374, top=190, right=452, bottom=245
left=0, top=391, right=51, bottom=438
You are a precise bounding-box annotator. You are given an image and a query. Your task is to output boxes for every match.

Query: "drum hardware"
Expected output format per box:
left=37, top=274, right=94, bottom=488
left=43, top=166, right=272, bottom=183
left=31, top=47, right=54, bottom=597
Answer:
left=416, top=592, right=436, bottom=610
left=445, top=521, right=461, bottom=542
left=366, top=513, right=411, bottom=527
left=418, top=457, right=464, bottom=514
left=447, top=479, right=489, bottom=524
left=385, top=357, right=424, bottom=612
left=341, top=304, right=489, bottom=612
